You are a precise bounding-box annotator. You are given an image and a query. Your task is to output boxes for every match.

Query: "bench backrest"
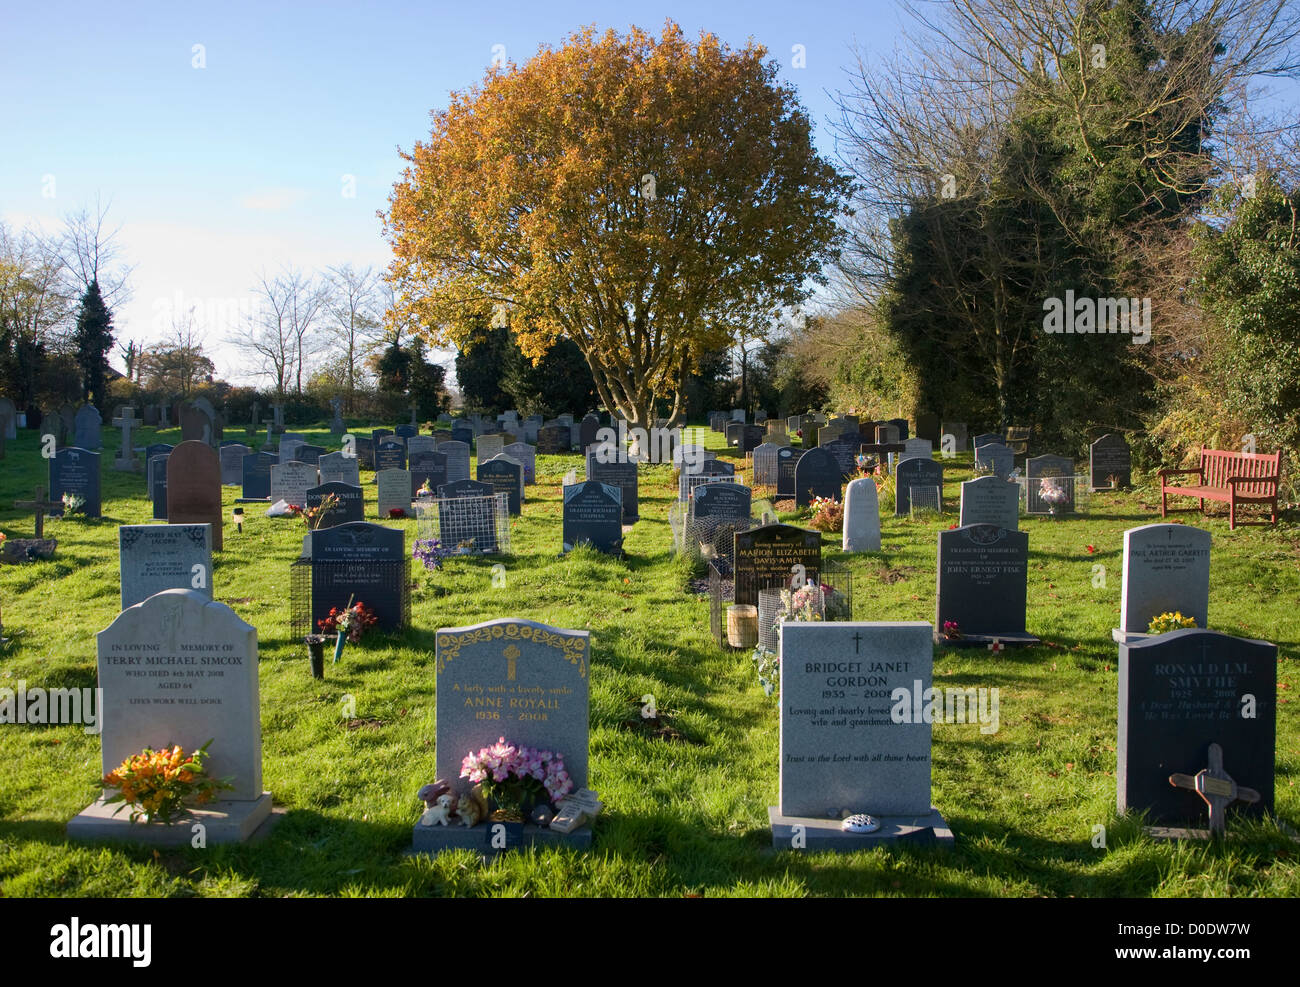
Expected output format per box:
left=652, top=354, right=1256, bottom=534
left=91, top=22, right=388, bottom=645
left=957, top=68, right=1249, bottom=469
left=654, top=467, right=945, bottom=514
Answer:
left=1199, top=446, right=1282, bottom=497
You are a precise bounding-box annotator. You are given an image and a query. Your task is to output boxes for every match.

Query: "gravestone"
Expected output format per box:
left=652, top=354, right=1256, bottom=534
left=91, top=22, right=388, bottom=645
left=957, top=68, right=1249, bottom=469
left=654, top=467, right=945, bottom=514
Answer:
left=842, top=477, right=881, bottom=552
left=731, top=409, right=745, bottom=422
left=1090, top=433, right=1132, bottom=491
left=477, top=433, right=505, bottom=464
left=219, top=443, right=250, bottom=486
left=1025, top=455, right=1077, bottom=514
left=405, top=434, right=437, bottom=459
left=691, top=482, right=752, bottom=523
left=144, top=442, right=174, bottom=484
left=39, top=406, right=65, bottom=447
left=894, top=457, right=943, bottom=516
left=974, top=442, right=1014, bottom=478
left=118, top=524, right=213, bottom=610
left=733, top=520, right=822, bottom=605
left=579, top=415, right=600, bottom=452
left=450, top=423, right=474, bottom=447
left=775, top=447, right=803, bottom=499
left=439, top=440, right=471, bottom=483
left=1118, top=629, right=1275, bottom=826
left=0, top=396, right=15, bottom=440
left=419, top=618, right=592, bottom=852
left=941, top=422, right=968, bottom=453
left=887, top=418, right=909, bottom=441
left=279, top=437, right=305, bottom=464
left=270, top=462, right=318, bottom=508
left=585, top=453, right=638, bottom=523
left=874, top=423, right=900, bottom=445
left=376, top=439, right=406, bottom=473
left=305, top=481, right=365, bottom=528
left=67, top=591, right=271, bottom=845
left=725, top=422, right=745, bottom=448
left=915, top=413, right=940, bottom=444
left=74, top=405, right=102, bottom=449
left=820, top=437, right=861, bottom=479
left=679, top=458, right=736, bottom=501
left=317, top=450, right=361, bottom=487
left=436, top=478, right=503, bottom=553
left=310, top=522, right=407, bottom=632
left=180, top=405, right=213, bottom=445
left=240, top=451, right=276, bottom=501
left=50, top=447, right=102, bottom=518
left=295, top=444, right=325, bottom=466
left=353, top=435, right=376, bottom=471
left=752, top=443, right=780, bottom=487
left=111, top=407, right=143, bottom=471
left=792, top=447, right=840, bottom=507
left=372, top=428, right=394, bottom=447
left=522, top=417, right=540, bottom=444
left=503, top=442, right=536, bottom=485
left=1113, top=523, right=1211, bottom=644
left=898, top=438, right=933, bottom=464
left=12, top=485, right=60, bottom=541
left=737, top=424, right=763, bottom=454
left=972, top=432, right=1001, bottom=453
left=395, top=424, right=417, bottom=441
left=408, top=450, right=448, bottom=499
left=166, top=442, right=224, bottom=550
left=330, top=397, right=344, bottom=434
left=376, top=469, right=413, bottom=518
left=478, top=456, right=523, bottom=515
left=150, top=455, right=168, bottom=519
left=935, top=524, right=1035, bottom=645
left=959, top=476, right=1019, bottom=530
left=562, top=481, right=623, bottom=555
left=771, top=621, right=951, bottom=849
left=818, top=420, right=849, bottom=447
left=537, top=424, right=569, bottom=455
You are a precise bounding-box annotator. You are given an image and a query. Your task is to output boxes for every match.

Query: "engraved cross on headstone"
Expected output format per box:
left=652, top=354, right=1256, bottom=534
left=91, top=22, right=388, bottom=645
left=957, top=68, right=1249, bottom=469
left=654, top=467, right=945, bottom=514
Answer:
left=1168, top=742, right=1260, bottom=837
left=112, top=407, right=142, bottom=468
left=14, top=486, right=59, bottom=539
left=504, top=644, right=520, bottom=681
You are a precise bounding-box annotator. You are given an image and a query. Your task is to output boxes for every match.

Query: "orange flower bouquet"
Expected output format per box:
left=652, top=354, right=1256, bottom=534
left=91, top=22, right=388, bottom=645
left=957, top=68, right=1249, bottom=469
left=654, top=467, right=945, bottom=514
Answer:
left=102, top=740, right=233, bottom=824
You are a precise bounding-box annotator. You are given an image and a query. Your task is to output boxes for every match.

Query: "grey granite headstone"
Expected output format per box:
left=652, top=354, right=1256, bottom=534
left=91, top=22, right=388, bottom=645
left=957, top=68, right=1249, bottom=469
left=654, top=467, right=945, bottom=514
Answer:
left=119, top=524, right=213, bottom=610
left=776, top=621, right=943, bottom=831
left=503, top=442, right=536, bottom=484
left=68, top=590, right=270, bottom=845
left=317, top=450, right=361, bottom=487
left=974, top=441, right=1014, bottom=478
left=219, top=443, right=250, bottom=486
left=898, top=438, right=933, bottom=464
left=270, top=461, right=318, bottom=506
left=74, top=405, right=102, bottom=449
left=1114, top=523, right=1211, bottom=643
left=240, top=451, right=276, bottom=500
left=376, top=468, right=412, bottom=518
left=959, top=475, right=1019, bottom=530
left=439, top=440, right=471, bottom=483
left=279, top=438, right=305, bottom=464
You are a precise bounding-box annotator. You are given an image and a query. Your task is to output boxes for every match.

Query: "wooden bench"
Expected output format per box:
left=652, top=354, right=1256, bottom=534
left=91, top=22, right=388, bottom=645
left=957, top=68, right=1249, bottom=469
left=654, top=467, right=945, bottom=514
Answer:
left=1159, top=446, right=1282, bottom=529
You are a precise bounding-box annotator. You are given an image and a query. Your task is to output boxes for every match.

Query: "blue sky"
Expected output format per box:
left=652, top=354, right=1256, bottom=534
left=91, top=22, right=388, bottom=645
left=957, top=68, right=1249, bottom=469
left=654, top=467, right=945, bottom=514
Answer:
left=3, top=0, right=894, bottom=383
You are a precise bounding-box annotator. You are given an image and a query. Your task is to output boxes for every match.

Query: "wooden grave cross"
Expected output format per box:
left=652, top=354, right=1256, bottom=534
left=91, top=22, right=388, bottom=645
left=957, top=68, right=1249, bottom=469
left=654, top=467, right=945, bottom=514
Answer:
left=1168, top=742, right=1260, bottom=837
left=14, top=486, right=59, bottom=539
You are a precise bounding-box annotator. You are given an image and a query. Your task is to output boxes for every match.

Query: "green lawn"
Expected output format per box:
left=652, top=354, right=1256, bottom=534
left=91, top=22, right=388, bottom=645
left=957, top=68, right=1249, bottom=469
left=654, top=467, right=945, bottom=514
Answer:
left=1, top=423, right=1297, bottom=897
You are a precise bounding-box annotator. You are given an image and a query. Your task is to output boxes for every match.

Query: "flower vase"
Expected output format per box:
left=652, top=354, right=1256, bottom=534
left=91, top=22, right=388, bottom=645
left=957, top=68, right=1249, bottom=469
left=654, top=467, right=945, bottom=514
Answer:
left=304, top=635, right=328, bottom=679
left=333, top=632, right=346, bottom=664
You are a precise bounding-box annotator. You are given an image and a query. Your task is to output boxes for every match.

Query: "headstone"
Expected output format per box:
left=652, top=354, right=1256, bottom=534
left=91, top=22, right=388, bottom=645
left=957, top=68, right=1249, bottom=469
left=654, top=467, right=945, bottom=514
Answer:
left=775, top=447, right=803, bottom=499
left=818, top=420, right=849, bottom=447
left=0, top=396, right=16, bottom=440
left=691, top=482, right=752, bottom=523
left=562, top=481, right=623, bottom=554
left=972, top=432, right=1001, bottom=451
left=309, top=522, right=407, bottom=632
left=408, top=450, right=449, bottom=499
left=733, top=523, right=822, bottom=607
left=317, top=450, right=361, bottom=487
left=395, top=424, right=417, bottom=441
left=974, top=442, right=1014, bottom=478
left=166, top=441, right=224, bottom=551
left=898, top=438, right=933, bottom=464
left=376, top=439, right=406, bottom=473
left=478, top=456, right=523, bottom=515
left=372, top=427, right=394, bottom=448
left=1114, top=523, right=1211, bottom=644
left=405, top=434, right=437, bottom=459
left=522, top=417, right=540, bottom=444
left=450, top=423, right=474, bottom=447
left=422, top=618, right=590, bottom=850
left=377, top=469, right=413, bottom=518
left=330, top=397, right=344, bottom=434
left=12, top=485, right=60, bottom=540
left=270, top=462, right=319, bottom=508
left=579, top=415, right=600, bottom=452
left=887, top=418, right=909, bottom=441
left=39, top=406, right=65, bottom=447
left=353, top=435, right=376, bottom=471
left=679, top=459, right=736, bottom=501
left=150, top=455, right=168, bottom=519
left=585, top=453, right=638, bottom=523
left=439, top=439, right=471, bottom=483
left=915, top=413, right=940, bottom=444
left=74, top=405, right=102, bottom=449
left=874, top=423, right=900, bottom=445
left=219, top=443, right=251, bottom=486
left=792, top=447, right=840, bottom=507
left=958, top=476, right=1019, bottom=530
left=1118, top=629, right=1275, bottom=825
left=477, top=433, right=505, bottom=463
left=436, top=478, right=502, bottom=552
left=731, top=409, right=745, bottom=422
left=752, top=443, right=781, bottom=487
left=241, top=451, right=276, bottom=500
left=935, top=524, right=1035, bottom=645
left=737, top=424, right=763, bottom=454
left=842, top=477, right=881, bottom=552
left=1090, top=433, right=1132, bottom=491
left=1025, top=455, right=1076, bottom=514
left=181, top=405, right=213, bottom=445
left=536, top=424, right=568, bottom=455
left=295, top=444, right=325, bottom=466
left=67, top=591, right=270, bottom=845
left=144, top=442, right=174, bottom=483
left=503, top=442, right=536, bottom=485
left=305, top=481, right=365, bottom=528
left=894, top=457, right=943, bottom=516
left=772, top=622, right=950, bottom=848
left=279, top=437, right=305, bottom=464
left=118, top=524, right=213, bottom=610
left=820, top=437, right=861, bottom=479
left=111, top=407, right=143, bottom=471
left=50, top=447, right=102, bottom=518
left=941, top=422, right=968, bottom=453
left=726, top=422, right=745, bottom=449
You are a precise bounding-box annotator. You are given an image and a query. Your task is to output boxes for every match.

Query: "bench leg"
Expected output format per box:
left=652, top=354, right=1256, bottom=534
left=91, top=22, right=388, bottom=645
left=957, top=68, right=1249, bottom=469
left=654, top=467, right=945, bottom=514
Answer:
left=1161, top=488, right=1167, bottom=518
left=1229, top=497, right=1235, bottom=530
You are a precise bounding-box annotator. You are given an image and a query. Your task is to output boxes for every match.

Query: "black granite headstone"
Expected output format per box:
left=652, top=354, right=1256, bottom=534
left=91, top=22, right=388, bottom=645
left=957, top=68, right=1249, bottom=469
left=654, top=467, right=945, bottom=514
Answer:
left=149, top=454, right=168, bottom=520
left=791, top=447, right=840, bottom=507
left=895, top=457, right=944, bottom=516
left=477, top=457, right=522, bottom=515
left=1090, top=434, right=1132, bottom=490
left=241, top=451, right=276, bottom=500
left=305, top=481, right=365, bottom=528
left=296, top=444, right=325, bottom=465
left=353, top=435, right=376, bottom=471
left=537, top=424, right=569, bottom=455
left=775, top=447, right=803, bottom=499
left=562, top=480, right=623, bottom=555
left=935, top=524, right=1034, bottom=644
left=1118, top=629, right=1276, bottom=825
left=586, top=453, right=638, bottom=522
left=50, top=447, right=102, bottom=518
left=376, top=440, right=406, bottom=472
left=691, top=482, right=752, bottom=521
left=310, top=521, right=406, bottom=632
left=408, top=450, right=448, bottom=499
left=733, top=523, right=822, bottom=607
left=395, top=424, right=417, bottom=440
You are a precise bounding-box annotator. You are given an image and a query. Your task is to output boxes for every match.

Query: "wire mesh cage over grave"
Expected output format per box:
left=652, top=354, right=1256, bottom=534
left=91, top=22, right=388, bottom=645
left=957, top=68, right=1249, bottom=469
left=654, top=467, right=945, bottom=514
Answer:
left=413, top=491, right=511, bottom=555
left=670, top=482, right=755, bottom=573
left=709, top=555, right=853, bottom=650
left=290, top=522, right=412, bottom=637
left=1016, top=458, right=1090, bottom=515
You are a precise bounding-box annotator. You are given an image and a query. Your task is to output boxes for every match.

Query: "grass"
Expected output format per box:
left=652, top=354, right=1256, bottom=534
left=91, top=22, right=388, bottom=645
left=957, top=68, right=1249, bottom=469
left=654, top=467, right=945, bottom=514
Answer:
left=0, top=422, right=1297, bottom=897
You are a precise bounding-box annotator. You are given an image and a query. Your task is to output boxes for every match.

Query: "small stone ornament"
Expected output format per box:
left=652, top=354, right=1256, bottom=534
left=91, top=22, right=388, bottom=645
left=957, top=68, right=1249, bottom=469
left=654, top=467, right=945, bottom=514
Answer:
left=529, top=804, right=554, bottom=827
left=841, top=813, right=881, bottom=834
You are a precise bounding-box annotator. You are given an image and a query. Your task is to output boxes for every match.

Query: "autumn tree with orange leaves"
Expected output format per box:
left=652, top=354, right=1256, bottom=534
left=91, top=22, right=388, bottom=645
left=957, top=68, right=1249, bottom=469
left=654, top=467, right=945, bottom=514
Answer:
left=382, top=21, right=850, bottom=429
